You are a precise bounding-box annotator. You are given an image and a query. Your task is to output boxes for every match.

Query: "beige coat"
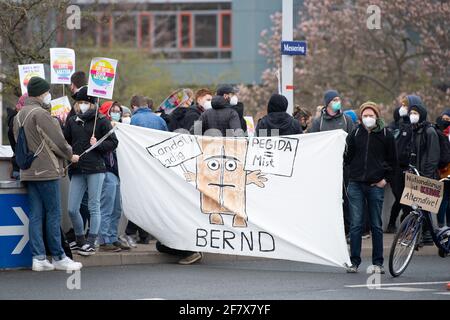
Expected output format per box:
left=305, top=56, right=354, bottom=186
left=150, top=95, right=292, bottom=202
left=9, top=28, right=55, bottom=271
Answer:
left=13, top=97, right=73, bottom=181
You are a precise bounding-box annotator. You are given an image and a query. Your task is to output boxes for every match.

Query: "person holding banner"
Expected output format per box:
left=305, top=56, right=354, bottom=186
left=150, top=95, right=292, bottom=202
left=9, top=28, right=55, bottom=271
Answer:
left=402, top=95, right=440, bottom=245
left=64, top=96, right=118, bottom=256
left=13, top=77, right=82, bottom=271
left=344, top=102, right=397, bottom=273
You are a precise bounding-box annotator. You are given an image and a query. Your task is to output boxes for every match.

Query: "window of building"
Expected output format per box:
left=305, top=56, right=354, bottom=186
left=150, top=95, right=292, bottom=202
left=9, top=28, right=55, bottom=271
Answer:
left=153, top=14, right=177, bottom=48
left=194, top=14, right=217, bottom=47
left=138, top=13, right=152, bottom=49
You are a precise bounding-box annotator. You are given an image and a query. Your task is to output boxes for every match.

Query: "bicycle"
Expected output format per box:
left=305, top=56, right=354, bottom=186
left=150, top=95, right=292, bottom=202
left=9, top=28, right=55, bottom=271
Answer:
left=388, top=165, right=450, bottom=277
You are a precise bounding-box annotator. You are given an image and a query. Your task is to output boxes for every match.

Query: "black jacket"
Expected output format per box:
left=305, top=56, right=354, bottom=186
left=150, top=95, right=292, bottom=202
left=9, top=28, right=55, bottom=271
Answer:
left=64, top=110, right=118, bottom=175
left=256, top=112, right=302, bottom=136
left=7, top=107, right=19, bottom=173
left=167, top=105, right=205, bottom=132
left=409, top=122, right=440, bottom=179
left=345, top=120, right=397, bottom=184
left=191, top=96, right=242, bottom=136
left=230, top=102, right=248, bottom=133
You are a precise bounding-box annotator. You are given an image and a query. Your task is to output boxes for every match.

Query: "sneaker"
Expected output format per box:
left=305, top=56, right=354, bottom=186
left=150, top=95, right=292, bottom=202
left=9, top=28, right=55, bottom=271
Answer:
left=69, top=241, right=80, bottom=252
left=99, top=243, right=121, bottom=252
left=121, top=235, right=137, bottom=248
left=178, top=252, right=203, bottom=265
left=346, top=264, right=358, bottom=273
left=52, top=257, right=82, bottom=271
left=78, top=243, right=96, bottom=256
left=362, top=232, right=371, bottom=239
left=372, top=265, right=385, bottom=274
left=32, top=258, right=55, bottom=271
left=385, top=224, right=397, bottom=234
left=113, top=240, right=131, bottom=250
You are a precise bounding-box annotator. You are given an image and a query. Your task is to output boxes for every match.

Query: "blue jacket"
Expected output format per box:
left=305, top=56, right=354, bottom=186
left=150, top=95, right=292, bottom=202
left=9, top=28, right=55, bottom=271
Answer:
left=131, top=108, right=168, bottom=131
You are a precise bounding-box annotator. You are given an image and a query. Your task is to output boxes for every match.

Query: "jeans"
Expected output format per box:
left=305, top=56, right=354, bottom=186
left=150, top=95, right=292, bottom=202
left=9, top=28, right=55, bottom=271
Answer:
left=99, top=172, right=122, bottom=244
left=27, top=180, right=66, bottom=261
left=68, top=173, right=105, bottom=237
left=347, top=181, right=385, bottom=267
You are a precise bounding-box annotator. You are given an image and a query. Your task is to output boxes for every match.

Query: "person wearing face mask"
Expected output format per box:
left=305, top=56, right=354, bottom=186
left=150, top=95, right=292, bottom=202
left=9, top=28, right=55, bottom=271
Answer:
left=344, top=101, right=397, bottom=273
left=309, top=90, right=354, bottom=133
left=216, top=84, right=247, bottom=133
left=66, top=71, right=98, bottom=122
left=120, top=106, right=132, bottom=124
left=64, top=98, right=119, bottom=256
left=181, top=88, right=213, bottom=133
left=97, top=101, right=131, bottom=252
left=13, top=77, right=82, bottom=271
left=385, top=102, right=412, bottom=233
left=396, top=95, right=439, bottom=245
left=435, top=109, right=450, bottom=229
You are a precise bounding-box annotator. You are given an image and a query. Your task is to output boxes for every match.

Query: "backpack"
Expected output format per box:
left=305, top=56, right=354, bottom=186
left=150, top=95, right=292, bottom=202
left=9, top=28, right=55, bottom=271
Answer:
left=432, top=124, right=450, bottom=169
left=15, top=109, right=44, bottom=170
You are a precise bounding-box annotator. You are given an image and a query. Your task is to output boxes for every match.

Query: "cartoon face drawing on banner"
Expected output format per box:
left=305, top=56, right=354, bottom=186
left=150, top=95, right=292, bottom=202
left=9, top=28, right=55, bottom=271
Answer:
left=185, top=139, right=268, bottom=228
left=148, top=135, right=299, bottom=228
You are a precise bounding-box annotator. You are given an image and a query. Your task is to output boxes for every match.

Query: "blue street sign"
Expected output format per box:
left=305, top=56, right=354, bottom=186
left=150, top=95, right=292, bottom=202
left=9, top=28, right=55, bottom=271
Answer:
left=281, top=41, right=307, bottom=56
left=0, top=194, right=31, bottom=269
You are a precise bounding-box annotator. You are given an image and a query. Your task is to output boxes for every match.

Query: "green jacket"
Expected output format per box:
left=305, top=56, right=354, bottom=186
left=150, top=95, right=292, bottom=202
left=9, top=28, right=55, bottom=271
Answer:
left=13, top=97, right=73, bottom=181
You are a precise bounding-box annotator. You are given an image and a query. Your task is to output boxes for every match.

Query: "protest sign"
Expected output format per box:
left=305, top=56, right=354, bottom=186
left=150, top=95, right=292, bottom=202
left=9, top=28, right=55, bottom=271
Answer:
left=50, top=48, right=75, bottom=84
left=18, top=64, right=45, bottom=95
left=401, top=172, right=444, bottom=214
left=87, top=57, right=118, bottom=99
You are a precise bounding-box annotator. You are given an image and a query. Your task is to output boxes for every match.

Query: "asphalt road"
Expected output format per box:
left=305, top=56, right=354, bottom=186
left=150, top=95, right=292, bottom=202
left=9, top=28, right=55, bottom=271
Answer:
left=1, top=256, right=449, bottom=300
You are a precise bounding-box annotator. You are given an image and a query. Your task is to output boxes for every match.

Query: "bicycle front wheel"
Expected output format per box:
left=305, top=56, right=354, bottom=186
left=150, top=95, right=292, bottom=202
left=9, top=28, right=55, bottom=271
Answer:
left=389, top=212, right=421, bottom=277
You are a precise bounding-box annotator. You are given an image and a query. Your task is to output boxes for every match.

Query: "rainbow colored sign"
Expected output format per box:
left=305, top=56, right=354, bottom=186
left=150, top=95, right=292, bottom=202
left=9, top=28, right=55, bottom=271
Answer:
left=18, top=64, right=46, bottom=95
left=50, top=96, right=72, bottom=124
left=87, top=57, right=118, bottom=99
left=50, top=48, right=75, bottom=84
left=159, top=89, right=191, bottom=115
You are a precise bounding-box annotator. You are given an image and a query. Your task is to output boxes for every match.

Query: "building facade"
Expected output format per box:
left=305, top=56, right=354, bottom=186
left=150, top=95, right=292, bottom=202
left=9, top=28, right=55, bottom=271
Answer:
left=63, top=0, right=302, bottom=85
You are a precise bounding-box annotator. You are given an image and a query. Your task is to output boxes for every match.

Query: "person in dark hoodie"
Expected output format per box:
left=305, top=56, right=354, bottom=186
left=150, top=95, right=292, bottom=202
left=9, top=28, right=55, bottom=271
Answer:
left=309, top=90, right=354, bottom=133
left=344, top=101, right=397, bottom=273
left=386, top=103, right=411, bottom=233
left=180, top=88, right=213, bottom=132
left=397, top=95, right=439, bottom=244
left=64, top=96, right=119, bottom=256
left=216, top=84, right=247, bottom=133
left=191, top=95, right=242, bottom=137
left=256, top=93, right=302, bottom=136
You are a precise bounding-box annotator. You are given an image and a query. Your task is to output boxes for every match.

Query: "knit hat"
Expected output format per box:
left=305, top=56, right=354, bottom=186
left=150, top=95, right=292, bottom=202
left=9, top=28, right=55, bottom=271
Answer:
left=323, top=90, right=339, bottom=107
left=359, top=101, right=381, bottom=118
left=441, top=109, right=450, bottom=118
left=99, top=101, right=114, bottom=120
left=267, top=93, right=288, bottom=113
left=216, top=84, right=236, bottom=96
left=27, top=77, right=50, bottom=97
left=344, top=110, right=358, bottom=123
left=73, top=86, right=97, bottom=104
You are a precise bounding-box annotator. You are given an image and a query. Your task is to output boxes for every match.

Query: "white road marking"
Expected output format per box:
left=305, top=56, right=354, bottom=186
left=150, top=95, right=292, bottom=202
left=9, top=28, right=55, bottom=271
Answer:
left=346, top=281, right=450, bottom=288
left=433, top=292, right=450, bottom=296
left=380, top=287, right=435, bottom=292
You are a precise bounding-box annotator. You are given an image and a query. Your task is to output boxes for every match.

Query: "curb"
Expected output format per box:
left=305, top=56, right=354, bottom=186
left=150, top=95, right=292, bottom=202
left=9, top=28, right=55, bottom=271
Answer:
left=72, top=239, right=440, bottom=268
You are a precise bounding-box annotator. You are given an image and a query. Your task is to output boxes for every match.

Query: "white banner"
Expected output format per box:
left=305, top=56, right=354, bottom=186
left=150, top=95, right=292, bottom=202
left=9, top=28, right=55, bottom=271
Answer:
left=87, top=57, right=118, bottom=99
left=115, top=125, right=351, bottom=268
left=50, top=48, right=75, bottom=84
left=18, top=64, right=45, bottom=95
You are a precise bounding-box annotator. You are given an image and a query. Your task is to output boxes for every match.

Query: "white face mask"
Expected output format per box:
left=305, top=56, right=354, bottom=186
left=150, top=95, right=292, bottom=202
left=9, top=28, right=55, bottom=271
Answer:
left=229, top=95, right=238, bottom=106
left=399, top=106, right=408, bottom=117
left=410, top=114, right=420, bottom=124
left=362, top=116, right=376, bottom=129
left=79, top=103, right=90, bottom=114
left=203, top=100, right=212, bottom=110
left=43, top=93, right=52, bottom=105
left=121, top=117, right=131, bottom=124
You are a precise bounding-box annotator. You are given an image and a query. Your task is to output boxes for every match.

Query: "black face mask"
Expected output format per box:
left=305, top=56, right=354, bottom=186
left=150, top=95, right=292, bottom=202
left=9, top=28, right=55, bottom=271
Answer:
left=301, top=124, right=308, bottom=130
left=436, top=117, right=450, bottom=130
